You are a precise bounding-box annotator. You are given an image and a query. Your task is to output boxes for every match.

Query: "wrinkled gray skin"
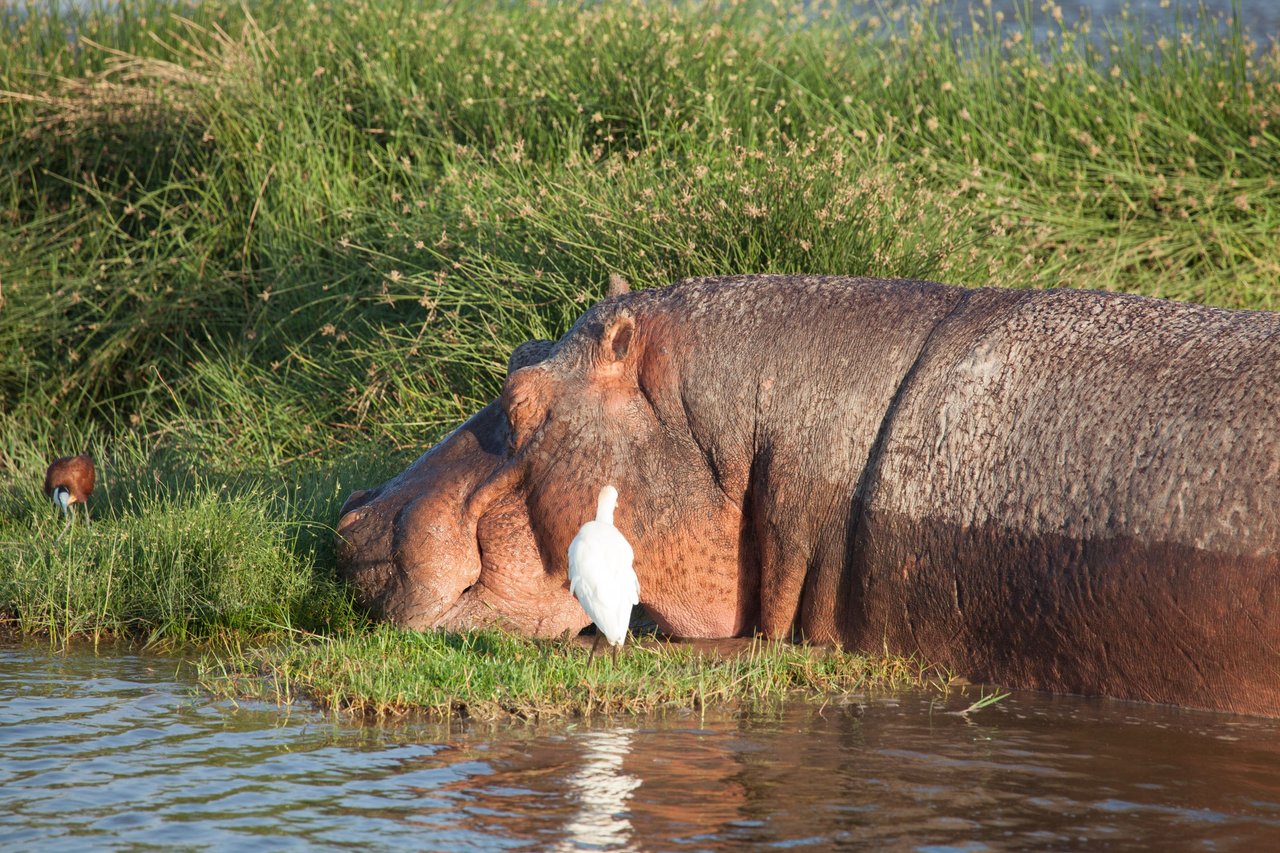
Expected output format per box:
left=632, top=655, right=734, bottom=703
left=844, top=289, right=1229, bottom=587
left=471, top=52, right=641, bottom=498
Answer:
left=338, top=275, right=1280, bottom=715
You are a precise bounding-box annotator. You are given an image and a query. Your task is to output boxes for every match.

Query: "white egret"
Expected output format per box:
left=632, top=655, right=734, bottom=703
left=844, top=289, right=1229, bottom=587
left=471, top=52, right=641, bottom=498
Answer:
left=568, top=484, right=640, bottom=665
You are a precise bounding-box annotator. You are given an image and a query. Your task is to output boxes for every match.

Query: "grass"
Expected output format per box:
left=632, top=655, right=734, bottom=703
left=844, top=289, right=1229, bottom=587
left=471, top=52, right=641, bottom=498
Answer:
left=199, top=628, right=944, bottom=720
left=0, top=437, right=365, bottom=646
left=2, top=0, right=1277, bottom=717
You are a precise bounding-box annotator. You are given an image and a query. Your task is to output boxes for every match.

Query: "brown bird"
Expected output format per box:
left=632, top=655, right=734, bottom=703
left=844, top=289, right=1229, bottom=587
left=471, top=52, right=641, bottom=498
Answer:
left=44, top=454, right=95, bottom=540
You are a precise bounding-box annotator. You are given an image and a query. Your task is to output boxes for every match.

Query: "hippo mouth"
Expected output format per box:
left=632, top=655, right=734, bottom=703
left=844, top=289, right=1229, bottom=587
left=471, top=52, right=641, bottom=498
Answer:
left=424, top=539, right=487, bottom=630
left=427, top=583, right=486, bottom=630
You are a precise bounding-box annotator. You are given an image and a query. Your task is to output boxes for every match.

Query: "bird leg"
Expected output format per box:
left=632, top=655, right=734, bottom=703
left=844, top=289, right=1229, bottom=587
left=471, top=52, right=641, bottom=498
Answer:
left=610, top=643, right=620, bottom=667
left=587, top=632, right=602, bottom=666
left=53, top=514, right=72, bottom=545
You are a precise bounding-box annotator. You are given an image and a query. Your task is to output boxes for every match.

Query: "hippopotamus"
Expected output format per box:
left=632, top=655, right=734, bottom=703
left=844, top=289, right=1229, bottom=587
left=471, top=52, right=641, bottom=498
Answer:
left=337, top=275, right=1280, bottom=716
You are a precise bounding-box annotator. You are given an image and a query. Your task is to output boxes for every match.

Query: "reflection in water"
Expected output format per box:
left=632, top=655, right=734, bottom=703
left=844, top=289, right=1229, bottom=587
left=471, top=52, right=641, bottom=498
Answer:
left=4, top=644, right=1280, bottom=850
left=560, top=730, right=639, bottom=850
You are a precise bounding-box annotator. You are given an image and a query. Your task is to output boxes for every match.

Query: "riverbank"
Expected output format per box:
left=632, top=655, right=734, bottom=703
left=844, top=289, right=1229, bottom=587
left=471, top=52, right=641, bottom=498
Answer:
left=2, top=0, right=1277, bottom=717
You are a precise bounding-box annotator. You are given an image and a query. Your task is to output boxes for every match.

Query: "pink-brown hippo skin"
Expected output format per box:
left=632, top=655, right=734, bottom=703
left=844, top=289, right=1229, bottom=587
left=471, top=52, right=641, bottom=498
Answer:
left=337, top=275, right=1280, bottom=716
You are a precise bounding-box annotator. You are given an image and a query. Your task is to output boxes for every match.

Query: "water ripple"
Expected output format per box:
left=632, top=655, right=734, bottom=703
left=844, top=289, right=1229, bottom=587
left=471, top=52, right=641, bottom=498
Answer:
left=4, top=644, right=1280, bottom=851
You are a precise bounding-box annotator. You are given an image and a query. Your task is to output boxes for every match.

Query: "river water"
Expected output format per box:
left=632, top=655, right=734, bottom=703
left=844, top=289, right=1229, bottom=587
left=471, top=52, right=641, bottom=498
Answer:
left=975, top=0, right=1277, bottom=37
left=4, top=644, right=1280, bottom=850
left=32, top=1, right=1280, bottom=40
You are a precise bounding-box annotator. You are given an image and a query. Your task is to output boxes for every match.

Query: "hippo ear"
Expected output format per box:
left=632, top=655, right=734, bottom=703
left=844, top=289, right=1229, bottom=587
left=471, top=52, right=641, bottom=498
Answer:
left=599, top=309, right=635, bottom=364
left=507, top=339, right=554, bottom=375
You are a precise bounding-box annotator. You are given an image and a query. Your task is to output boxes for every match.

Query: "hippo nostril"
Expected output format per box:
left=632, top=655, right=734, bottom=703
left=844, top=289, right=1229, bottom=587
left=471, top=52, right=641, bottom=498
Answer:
left=339, top=488, right=373, bottom=518
left=462, top=584, right=475, bottom=595
left=336, top=508, right=364, bottom=535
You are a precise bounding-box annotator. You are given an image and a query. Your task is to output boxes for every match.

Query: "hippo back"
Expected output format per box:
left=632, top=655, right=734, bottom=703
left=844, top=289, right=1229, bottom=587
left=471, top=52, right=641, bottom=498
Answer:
left=853, top=286, right=1280, bottom=714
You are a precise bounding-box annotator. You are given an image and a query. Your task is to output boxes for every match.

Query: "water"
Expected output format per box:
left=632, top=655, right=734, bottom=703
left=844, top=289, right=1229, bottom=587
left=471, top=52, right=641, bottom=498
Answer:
left=26, top=1, right=1280, bottom=41
left=968, top=0, right=1276, bottom=38
left=4, top=645, right=1280, bottom=850
left=880, top=1, right=1278, bottom=42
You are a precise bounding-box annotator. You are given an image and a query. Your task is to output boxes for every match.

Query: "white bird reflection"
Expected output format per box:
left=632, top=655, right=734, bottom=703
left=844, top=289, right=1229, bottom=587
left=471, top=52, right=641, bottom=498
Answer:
left=559, top=728, right=641, bottom=851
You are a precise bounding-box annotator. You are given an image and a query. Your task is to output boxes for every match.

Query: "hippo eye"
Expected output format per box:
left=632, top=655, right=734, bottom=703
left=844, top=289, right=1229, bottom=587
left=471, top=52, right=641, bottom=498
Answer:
left=501, top=367, right=547, bottom=454
left=502, top=410, right=518, bottom=454
left=502, top=401, right=531, bottom=455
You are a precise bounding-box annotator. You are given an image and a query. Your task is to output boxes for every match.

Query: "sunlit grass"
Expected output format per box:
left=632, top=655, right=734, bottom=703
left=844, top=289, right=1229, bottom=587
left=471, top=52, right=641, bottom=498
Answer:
left=2, top=0, right=1277, bottom=714
left=199, top=628, right=945, bottom=720
left=0, top=436, right=369, bottom=646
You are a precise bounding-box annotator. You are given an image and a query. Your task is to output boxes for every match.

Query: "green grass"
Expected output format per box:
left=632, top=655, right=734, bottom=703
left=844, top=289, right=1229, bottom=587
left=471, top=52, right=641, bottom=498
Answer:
left=0, top=436, right=369, bottom=645
left=2, top=0, right=1277, bottom=716
left=199, top=628, right=944, bottom=720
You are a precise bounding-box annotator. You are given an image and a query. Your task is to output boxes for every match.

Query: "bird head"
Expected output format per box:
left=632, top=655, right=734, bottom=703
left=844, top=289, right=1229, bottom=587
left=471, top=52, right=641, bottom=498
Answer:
left=596, top=485, right=619, bottom=523
left=51, top=485, right=72, bottom=514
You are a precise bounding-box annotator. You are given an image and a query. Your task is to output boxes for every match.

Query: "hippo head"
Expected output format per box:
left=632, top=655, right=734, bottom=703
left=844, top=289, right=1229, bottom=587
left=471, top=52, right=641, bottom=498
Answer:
left=336, top=286, right=751, bottom=637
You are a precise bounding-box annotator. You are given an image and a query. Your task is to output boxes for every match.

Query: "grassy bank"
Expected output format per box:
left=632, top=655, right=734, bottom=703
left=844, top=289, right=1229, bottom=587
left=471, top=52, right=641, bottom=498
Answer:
left=2, top=0, right=1278, bottom=716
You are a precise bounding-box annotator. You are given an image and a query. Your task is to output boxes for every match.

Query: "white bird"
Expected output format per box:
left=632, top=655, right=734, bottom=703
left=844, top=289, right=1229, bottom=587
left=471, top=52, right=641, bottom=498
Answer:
left=568, top=484, right=640, bottom=665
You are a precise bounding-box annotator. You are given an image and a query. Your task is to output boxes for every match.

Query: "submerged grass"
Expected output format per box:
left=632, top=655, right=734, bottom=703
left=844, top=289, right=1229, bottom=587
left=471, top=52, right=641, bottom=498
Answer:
left=3, top=0, right=1278, bottom=715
